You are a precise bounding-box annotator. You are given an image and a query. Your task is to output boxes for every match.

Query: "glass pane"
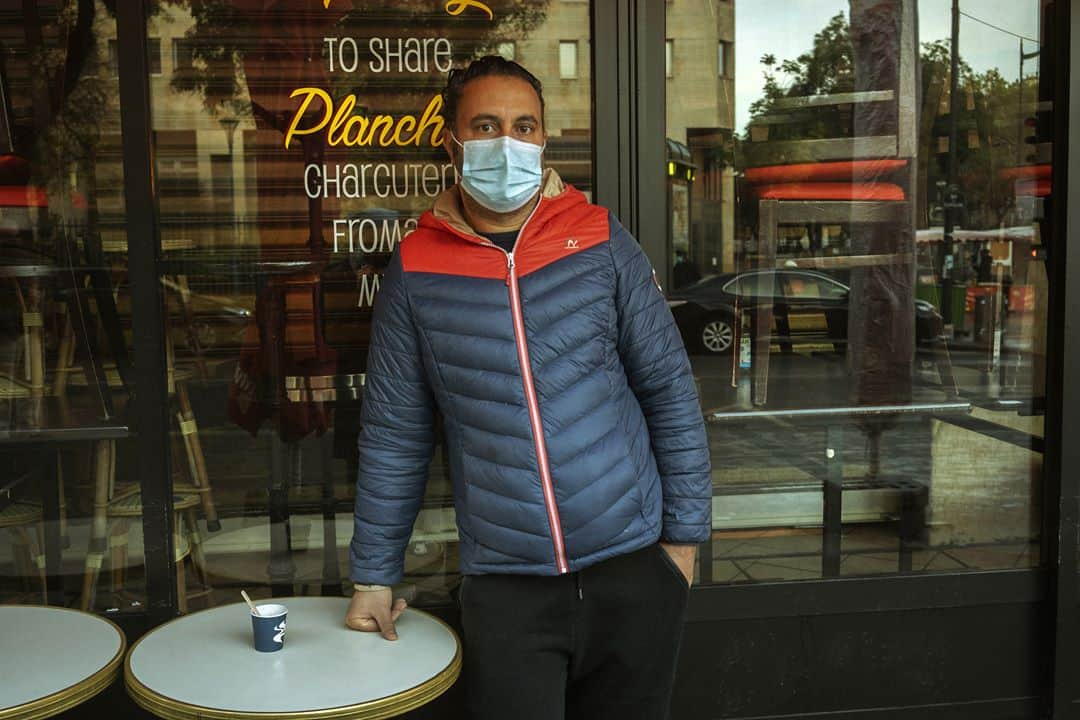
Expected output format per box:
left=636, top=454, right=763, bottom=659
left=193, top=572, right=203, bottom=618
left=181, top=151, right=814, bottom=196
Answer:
left=666, top=0, right=1048, bottom=584
left=723, top=272, right=783, bottom=298
left=147, top=1, right=594, bottom=609
left=148, top=38, right=162, bottom=75
left=0, top=2, right=145, bottom=612
left=559, top=40, right=578, bottom=79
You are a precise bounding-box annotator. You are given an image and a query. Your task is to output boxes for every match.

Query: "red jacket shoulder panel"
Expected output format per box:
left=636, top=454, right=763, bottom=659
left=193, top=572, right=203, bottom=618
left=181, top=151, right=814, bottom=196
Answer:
left=516, top=192, right=610, bottom=278
left=400, top=219, right=507, bottom=280
left=401, top=188, right=612, bottom=280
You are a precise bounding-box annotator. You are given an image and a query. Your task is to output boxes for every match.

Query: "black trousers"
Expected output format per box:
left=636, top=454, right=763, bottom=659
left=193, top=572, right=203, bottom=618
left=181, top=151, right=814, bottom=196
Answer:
left=458, top=542, right=690, bottom=720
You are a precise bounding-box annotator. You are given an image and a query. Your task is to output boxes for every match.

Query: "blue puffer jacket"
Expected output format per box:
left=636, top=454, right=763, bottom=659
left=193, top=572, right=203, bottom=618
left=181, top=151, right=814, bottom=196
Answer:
left=350, top=170, right=711, bottom=585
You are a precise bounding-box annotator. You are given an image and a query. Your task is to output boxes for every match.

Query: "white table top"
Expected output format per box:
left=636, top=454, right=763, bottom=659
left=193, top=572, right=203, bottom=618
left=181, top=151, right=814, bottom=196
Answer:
left=0, top=605, right=126, bottom=720
left=125, top=597, right=461, bottom=720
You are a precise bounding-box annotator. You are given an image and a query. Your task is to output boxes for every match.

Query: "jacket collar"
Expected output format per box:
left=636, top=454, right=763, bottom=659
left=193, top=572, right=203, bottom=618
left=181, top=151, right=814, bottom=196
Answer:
left=426, top=168, right=568, bottom=244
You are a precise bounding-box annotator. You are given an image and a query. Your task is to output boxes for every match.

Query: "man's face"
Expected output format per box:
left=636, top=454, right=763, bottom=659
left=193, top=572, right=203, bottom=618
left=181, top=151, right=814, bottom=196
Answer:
left=443, top=74, right=545, bottom=171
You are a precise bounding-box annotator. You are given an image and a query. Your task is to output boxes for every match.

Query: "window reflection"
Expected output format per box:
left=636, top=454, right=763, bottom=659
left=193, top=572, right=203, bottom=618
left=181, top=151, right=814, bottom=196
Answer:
left=144, top=0, right=594, bottom=608
left=0, top=2, right=148, bottom=611
left=2, top=0, right=1053, bottom=610
left=668, top=0, right=1047, bottom=584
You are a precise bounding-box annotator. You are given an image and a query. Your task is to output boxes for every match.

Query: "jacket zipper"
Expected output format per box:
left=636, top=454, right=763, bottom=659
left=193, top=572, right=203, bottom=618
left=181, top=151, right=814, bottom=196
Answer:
left=483, top=199, right=569, bottom=575
left=505, top=248, right=569, bottom=574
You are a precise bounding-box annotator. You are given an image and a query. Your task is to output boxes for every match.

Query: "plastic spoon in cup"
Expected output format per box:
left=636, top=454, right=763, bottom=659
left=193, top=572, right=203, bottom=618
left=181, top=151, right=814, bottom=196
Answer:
left=241, top=590, right=261, bottom=616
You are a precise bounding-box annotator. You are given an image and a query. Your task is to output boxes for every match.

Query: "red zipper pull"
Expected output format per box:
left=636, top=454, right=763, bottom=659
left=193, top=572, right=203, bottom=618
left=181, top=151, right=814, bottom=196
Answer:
left=505, top=252, right=515, bottom=287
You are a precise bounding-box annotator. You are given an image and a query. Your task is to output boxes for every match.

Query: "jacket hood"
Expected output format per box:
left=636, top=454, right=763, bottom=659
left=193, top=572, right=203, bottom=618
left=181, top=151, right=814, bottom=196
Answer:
left=419, top=168, right=575, bottom=242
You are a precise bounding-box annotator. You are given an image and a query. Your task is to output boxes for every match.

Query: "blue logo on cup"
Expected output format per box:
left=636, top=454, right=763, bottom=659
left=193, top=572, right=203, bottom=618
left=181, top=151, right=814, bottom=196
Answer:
left=251, top=603, right=288, bottom=652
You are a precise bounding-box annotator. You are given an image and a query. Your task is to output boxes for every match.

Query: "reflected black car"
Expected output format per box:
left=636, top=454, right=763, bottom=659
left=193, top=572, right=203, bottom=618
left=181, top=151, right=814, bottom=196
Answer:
left=666, top=269, right=945, bottom=355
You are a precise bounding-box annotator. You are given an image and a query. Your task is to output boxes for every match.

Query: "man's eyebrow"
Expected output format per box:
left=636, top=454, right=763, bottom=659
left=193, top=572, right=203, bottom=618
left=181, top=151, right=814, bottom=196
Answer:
left=467, top=113, right=502, bottom=125
left=465, top=113, right=541, bottom=126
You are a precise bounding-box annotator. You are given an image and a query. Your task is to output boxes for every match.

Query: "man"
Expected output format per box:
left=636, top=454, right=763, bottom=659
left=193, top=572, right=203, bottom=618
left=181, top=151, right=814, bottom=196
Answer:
left=345, top=56, right=712, bottom=720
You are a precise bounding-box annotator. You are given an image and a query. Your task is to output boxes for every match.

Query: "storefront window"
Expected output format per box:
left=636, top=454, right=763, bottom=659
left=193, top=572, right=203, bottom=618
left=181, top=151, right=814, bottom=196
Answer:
left=1, top=3, right=145, bottom=611
left=667, top=0, right=1049, bottom=583
left=143, top=0, right=594, bottom=608
left=2, top=0, right=1061, bottom=620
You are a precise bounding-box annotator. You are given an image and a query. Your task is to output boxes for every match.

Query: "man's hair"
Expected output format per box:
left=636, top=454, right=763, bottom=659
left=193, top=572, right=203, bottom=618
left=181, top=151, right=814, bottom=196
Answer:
left=441, top=55, right=545, bottom=131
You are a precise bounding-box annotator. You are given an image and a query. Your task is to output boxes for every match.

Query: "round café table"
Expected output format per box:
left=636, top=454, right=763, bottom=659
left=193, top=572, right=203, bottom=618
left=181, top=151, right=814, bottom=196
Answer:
left=0, top=605, right=126, bottom=720
left=125, top=597, right=461, bottom=719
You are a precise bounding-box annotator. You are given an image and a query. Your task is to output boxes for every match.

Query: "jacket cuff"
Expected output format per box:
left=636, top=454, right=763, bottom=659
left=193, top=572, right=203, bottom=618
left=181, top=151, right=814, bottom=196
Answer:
left=349, top=565, right=403, bottom=587
left=660, top=521, right=711, bottom=545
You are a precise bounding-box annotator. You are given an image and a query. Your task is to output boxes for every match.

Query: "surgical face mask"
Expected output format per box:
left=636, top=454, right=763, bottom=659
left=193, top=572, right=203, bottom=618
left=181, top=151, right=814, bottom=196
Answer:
left=453, top=134, right=545, bottom=214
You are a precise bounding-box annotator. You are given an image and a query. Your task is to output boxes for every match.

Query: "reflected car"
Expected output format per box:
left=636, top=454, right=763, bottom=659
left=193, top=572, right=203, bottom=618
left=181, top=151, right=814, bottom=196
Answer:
left=666, top=269, right=945, bottom=355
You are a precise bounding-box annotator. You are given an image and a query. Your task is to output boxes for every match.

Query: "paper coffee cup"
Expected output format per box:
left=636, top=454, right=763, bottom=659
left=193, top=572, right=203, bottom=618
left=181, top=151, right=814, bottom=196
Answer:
left=251, top=603, right=287, bottom=652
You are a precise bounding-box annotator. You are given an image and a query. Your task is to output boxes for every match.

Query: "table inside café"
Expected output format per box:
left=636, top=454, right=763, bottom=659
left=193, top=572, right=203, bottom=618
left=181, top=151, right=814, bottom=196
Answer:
left=0, top=604, right=126, bottom=720
left=125, top=596, right=461, bottom=719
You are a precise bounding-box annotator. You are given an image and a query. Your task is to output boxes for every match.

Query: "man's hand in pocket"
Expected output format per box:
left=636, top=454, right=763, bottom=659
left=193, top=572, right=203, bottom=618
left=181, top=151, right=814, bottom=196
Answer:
left=659, top=543, right=697, bottom=587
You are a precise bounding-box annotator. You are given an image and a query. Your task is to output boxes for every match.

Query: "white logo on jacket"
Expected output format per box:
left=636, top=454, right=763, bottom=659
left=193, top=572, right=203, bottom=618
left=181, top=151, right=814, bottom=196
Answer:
left=565, top=238, right=578, bottom=249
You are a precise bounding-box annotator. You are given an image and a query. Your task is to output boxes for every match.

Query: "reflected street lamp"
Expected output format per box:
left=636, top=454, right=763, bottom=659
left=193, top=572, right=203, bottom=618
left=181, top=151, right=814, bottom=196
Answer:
left=219, top=116, right=240, bottom=155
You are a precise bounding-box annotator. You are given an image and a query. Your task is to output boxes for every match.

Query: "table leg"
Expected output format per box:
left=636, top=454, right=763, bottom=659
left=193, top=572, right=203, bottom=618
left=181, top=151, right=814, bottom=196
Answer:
left=80, top=440, right=113, bottom=611
left=267, top=434, right=296, bottom=597
left=54, top=311, right=75, bottom=398
left=40, top=448, right=64, bottom=605
left=175, top=383, right=220, bottom=531
left=822, top=425, right=843, bottom=577
left=751, top=199, right=778, bottom=407
left=176, top=557, right=188, bottom=615
left=13, top=278, right=45, bottom=427
left=174, top=275, right=209, bottom=379
left=64, top=287, right=114, bottom=420
left=698, top=537, right=713, bottom=586
left=33, top=522, right=47, bottom=604
left=184, top=508, right=211, bottom=589
left=320, top=432, right=340, bottom=595
left=109, top=523, right=128, bottom=595
left=898, top=480, right=928, bottom=573
left=55, top=450, right=69, bottom=549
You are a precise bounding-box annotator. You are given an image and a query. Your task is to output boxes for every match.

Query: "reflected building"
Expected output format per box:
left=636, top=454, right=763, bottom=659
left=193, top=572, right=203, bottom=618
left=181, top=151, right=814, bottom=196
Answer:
left=666, top=0, right=736, bottom=283
left=507, top=1, right=593, bottom=197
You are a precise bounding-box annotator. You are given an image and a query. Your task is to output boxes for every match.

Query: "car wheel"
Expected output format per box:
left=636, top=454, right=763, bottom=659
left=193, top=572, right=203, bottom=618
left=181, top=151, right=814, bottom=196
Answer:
left=700, top=315, right=735, bottom=354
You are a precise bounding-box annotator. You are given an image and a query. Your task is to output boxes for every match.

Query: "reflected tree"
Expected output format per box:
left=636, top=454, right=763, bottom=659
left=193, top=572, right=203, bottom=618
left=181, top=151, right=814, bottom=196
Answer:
left=159, top=0, right=552, bottom=125
left=919, top=39, right=1039, bottom=230
left=9, top=0, right=132, bottom=392
left=741, top=10, right=1037, bottom=231
left=743, top=13, right=854, bottom=143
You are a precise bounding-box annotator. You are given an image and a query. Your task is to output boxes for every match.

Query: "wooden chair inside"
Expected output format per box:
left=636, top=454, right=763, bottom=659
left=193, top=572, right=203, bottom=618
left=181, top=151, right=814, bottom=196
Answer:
left=60, top=327, right=221, bottom=533
left=0, top=501, right=46, bottom=603
left=105, top=486, right=209, bottom=614
left=79, top=440, right=212, bottom=612
left=0, top=372, right=69, bottom=550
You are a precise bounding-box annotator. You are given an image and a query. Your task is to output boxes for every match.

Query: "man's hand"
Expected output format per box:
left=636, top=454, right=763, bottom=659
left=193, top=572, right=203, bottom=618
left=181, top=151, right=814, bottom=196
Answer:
left=344, top=587, right=407, bottom=640
left=659, top=542, right=697, bottom=587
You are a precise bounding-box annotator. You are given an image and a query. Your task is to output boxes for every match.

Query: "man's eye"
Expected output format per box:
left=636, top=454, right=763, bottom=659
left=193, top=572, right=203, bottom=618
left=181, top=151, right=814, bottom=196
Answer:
left=516, top=125, right=534, bottom=135
left=477, top=123, right=495, bottom=133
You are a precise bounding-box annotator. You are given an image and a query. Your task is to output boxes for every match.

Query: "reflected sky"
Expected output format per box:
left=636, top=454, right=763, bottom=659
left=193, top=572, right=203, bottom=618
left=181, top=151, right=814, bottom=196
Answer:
left=734, top=0, right=1042, bottom=132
